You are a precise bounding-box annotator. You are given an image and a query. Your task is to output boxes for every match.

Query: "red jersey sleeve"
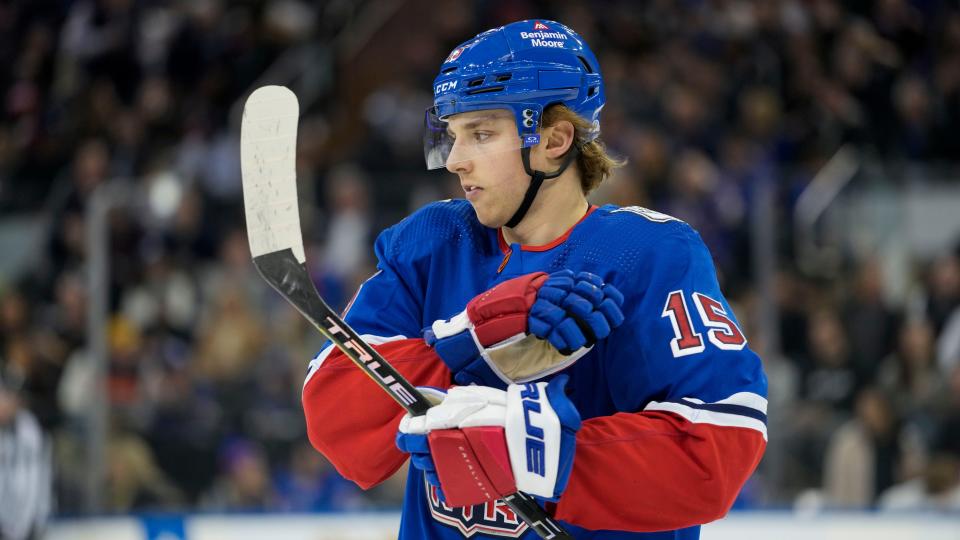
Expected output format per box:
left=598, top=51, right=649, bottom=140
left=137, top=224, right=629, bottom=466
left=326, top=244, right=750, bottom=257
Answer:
left=553, top=409, right=766, bottom=532
left=302, top=338, right=451, bottom=489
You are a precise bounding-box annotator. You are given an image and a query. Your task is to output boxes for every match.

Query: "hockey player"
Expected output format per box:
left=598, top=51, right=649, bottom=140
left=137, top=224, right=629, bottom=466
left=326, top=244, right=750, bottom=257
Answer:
left=303, top=19, right=767, bottom=539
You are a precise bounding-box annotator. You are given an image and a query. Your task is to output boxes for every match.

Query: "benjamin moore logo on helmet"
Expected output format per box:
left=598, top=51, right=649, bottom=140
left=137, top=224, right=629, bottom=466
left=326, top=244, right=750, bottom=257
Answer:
left=519, top=31, right=568, bottom=40
left=519, top=21, right=568, bottom=48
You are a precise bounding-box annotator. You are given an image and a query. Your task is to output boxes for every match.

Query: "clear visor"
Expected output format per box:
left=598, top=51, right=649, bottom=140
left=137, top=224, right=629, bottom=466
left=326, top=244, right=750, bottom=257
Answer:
left=423, top=105, right=540, bottom=170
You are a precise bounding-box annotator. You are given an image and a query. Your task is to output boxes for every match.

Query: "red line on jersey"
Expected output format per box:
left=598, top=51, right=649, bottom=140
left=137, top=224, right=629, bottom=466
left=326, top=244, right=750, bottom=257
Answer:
left=497, top=205, right=597, bottom=254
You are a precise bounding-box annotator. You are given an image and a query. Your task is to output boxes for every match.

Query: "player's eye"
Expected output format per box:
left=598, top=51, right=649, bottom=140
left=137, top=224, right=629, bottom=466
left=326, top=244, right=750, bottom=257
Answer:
left=472, top=131, right=491, bottom=143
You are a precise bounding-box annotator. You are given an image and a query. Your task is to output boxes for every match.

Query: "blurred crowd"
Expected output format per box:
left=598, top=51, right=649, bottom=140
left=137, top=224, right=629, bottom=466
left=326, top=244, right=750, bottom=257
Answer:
left=1, top=0, right=960, bottom=529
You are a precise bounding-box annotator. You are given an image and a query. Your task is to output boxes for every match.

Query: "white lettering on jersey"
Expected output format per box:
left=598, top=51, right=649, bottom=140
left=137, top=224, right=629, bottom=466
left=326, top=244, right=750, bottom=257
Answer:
left=611, top=206, right=682, bottom=223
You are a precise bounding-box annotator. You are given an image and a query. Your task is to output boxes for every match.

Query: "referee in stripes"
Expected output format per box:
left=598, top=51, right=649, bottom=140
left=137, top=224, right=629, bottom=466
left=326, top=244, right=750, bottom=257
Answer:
left=0, top=369, right=51, bottom=540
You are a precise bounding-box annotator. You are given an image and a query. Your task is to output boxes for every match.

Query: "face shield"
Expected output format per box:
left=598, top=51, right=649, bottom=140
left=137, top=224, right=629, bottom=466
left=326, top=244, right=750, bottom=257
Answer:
left=423, top=102, right=543, bottom=170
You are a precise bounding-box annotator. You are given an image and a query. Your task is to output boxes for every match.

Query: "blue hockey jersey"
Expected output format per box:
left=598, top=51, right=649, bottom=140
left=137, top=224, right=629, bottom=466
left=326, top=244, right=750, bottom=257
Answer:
left=303, top=200, right=767, bottom=539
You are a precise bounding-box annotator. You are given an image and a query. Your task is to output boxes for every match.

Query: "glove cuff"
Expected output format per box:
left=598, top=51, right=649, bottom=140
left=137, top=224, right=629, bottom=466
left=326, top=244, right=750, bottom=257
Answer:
left=504, top=376, right=579, bottom=499
left=427, top=310, right=483, bottom=374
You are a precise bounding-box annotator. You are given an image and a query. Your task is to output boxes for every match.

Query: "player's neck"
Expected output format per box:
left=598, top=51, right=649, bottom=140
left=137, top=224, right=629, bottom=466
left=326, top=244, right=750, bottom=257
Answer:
left=501, top=176, right=589, bottom=247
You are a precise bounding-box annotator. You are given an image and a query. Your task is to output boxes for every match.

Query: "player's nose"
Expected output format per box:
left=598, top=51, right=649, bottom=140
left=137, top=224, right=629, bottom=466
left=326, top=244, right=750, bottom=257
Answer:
left=445, top=140, right=473, bottom=174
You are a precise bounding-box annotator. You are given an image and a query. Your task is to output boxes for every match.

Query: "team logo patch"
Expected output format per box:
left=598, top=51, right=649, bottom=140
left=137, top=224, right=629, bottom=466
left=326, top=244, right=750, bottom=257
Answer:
left=446, top=46, right=465, bottom=63
left=533, top=21, right=550, bottom=30
left=426, top=479, right=527, bottom=537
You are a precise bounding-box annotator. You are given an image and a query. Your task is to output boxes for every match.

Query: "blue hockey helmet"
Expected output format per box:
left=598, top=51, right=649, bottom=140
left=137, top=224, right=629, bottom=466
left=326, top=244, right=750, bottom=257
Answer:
left=424, top=19, right=605, bottom=171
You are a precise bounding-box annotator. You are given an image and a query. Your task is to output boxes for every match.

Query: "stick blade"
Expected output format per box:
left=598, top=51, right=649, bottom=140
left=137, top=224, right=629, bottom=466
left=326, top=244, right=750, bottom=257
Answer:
left=240, top=85, right=305, bottom=263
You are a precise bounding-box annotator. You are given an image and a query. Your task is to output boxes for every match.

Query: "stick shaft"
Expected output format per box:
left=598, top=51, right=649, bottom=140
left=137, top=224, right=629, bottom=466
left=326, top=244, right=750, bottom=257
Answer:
left=252, top=249, right=573, bottom=539
left=254, top=250, right=431, bottom=416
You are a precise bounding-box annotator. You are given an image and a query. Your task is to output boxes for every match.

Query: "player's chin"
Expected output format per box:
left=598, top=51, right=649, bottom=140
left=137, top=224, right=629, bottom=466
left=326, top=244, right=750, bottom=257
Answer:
left=468, top=201, right=508, bottom=229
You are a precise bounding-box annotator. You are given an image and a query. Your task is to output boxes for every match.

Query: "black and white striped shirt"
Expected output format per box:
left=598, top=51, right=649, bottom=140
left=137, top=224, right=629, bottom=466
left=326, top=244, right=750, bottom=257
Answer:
left=0, top=411, right=51, bottom=540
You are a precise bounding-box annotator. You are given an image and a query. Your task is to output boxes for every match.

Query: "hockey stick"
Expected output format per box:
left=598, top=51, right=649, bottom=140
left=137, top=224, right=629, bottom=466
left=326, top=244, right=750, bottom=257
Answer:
left=240, top=85, right=573, bottom=540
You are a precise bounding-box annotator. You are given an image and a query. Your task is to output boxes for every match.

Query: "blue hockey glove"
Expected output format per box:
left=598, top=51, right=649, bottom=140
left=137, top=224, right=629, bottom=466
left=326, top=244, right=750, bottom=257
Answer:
left=529, top=269, right=625, bottom=354
left=396, top=375, right=581, bottom=508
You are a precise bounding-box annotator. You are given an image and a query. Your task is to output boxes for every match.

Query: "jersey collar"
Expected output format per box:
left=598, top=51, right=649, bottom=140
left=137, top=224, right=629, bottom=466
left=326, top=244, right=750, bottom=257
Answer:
left=497, top=205, right=598, bottom=254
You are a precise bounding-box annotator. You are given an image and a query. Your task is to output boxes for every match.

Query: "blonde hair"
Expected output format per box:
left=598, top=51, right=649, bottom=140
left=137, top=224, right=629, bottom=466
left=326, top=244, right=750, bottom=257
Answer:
left=542, top=105, right=625, bottom=194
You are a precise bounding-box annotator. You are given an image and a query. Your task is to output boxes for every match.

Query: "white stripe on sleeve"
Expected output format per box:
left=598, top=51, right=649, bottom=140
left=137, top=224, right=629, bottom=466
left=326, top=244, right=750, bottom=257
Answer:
left=643, top=392, right=768, bottom=441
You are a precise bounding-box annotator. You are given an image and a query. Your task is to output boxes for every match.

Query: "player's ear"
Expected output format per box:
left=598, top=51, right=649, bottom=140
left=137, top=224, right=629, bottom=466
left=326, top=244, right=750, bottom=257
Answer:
left=543, top=120, right=575, bottom=160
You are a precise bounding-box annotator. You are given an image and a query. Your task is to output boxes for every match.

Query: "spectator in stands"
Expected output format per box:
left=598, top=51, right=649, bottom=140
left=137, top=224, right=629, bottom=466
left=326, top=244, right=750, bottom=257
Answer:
left=203, top=439, right=277, bottom=512
left=783, top=306, right=861, bottom=496
left=843, top=258, right=899, bottom=380
left=879, top=452, right=960, bottom=511
left=104, top=431, right=183, bottom=512
left=141, top=337, right=220, bottom=504
left=273, top=441, right=369, bottom=512
left=932, top=364, right=960, bottom=461
left=877, top=318, right=946, bottom=446
left=823, top=387, right=901, bottom=507
left=925, top=253, right=960, bottom=334
left=799, top=307, right=862, bottom=412
left=320, top=163, right=374, bottom=286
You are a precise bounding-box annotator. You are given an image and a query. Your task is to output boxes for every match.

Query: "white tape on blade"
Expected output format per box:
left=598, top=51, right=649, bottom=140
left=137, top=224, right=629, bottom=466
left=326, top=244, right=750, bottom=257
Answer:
left=240, top=85, right=305, bottom=263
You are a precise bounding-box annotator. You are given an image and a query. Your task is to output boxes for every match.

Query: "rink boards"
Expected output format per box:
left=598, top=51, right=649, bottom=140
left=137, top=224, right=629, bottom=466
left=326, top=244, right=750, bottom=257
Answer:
left=46, top=512, right=959, bottom=540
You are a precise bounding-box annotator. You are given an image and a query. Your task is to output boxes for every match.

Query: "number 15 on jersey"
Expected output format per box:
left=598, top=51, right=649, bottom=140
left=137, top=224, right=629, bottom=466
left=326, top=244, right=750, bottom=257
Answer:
left=662, top=290, right=747, bottom=358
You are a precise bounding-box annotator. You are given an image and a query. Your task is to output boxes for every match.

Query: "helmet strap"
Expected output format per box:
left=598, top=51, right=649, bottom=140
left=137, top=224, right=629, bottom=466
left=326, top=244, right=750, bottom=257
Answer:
left=505, top=145, right=579, bottom=229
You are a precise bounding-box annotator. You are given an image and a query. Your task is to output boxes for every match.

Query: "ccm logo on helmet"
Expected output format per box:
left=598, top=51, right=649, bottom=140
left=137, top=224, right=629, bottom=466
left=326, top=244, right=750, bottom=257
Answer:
left=435, top=80, right=458, bottom=95
left=520, top=383, right=546, bottom=476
